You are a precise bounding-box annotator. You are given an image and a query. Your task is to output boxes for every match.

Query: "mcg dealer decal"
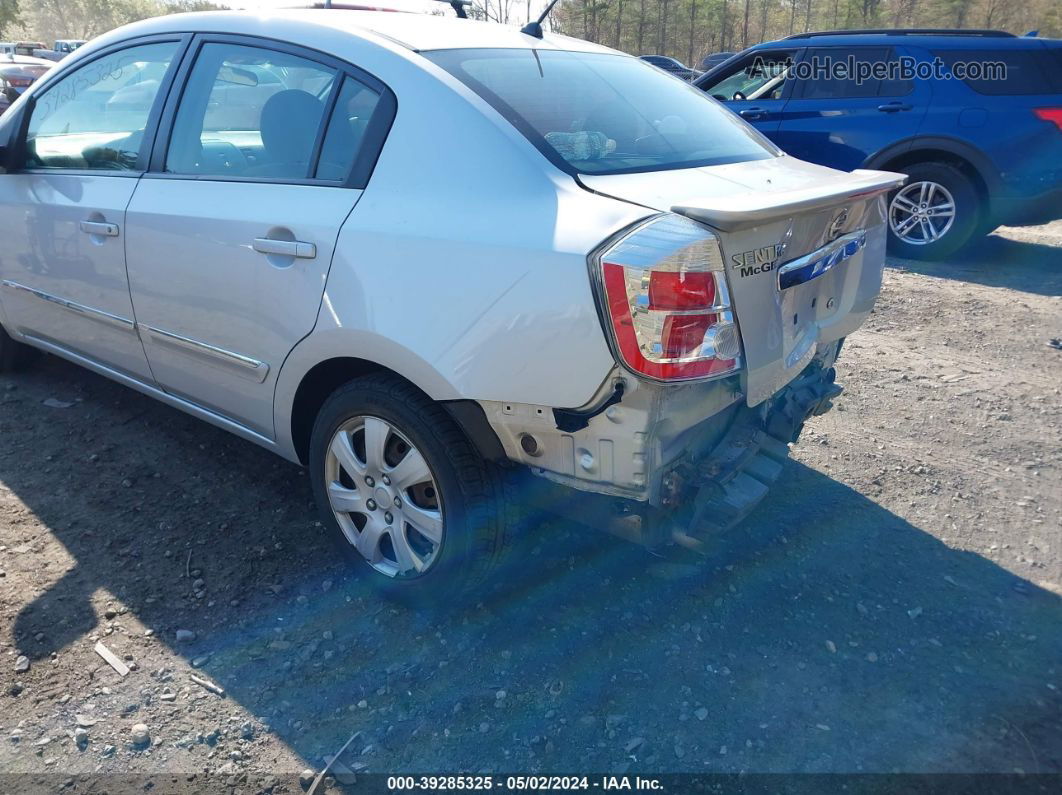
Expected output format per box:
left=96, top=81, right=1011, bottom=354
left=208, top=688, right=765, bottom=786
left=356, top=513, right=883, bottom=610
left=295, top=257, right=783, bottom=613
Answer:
left=732, top=244, right=784, bottom=277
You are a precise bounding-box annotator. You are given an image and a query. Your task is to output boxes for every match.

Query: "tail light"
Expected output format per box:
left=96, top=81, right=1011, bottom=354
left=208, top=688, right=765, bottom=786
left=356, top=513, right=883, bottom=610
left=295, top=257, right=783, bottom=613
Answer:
left=1034, top=108, right=1062, bottom=131
left=6, top=77, right=32, bottom=88
left=594, top=214, right=741, bottom=382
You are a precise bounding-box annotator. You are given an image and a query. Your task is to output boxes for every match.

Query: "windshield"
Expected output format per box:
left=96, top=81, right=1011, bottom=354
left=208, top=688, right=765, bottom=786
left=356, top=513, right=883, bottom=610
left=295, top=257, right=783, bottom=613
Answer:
left=425, top=48, right=777, bottom=176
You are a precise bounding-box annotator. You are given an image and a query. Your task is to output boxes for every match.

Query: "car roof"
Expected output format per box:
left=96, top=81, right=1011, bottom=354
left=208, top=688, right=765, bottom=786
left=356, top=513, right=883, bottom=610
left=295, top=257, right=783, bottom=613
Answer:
left=0, top=54, right=53, bottom=66
left=753, top=30, right=1060, bottom=50
left=101, top=9, right=614, bottom=55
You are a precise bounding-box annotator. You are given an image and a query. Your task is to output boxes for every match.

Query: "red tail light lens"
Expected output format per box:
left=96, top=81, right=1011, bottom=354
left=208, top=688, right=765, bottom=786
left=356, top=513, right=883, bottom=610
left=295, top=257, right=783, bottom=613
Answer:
left=1034, top=108, right=1062, bottom=131
left=596, top=214, right=742, bottom=382
left=647, top=270, right=716, bottom=310
left=660, top=314, right=713, bottom=358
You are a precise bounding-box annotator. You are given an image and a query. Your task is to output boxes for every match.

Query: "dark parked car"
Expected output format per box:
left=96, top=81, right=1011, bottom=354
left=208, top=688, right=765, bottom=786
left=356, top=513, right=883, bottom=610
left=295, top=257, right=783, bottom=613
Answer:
left=639, top=54, right=699, bottom=81
left=698, top=51, right=735, bottom=71
left=696, top=29, right=1062, bottom=259
left=0, top=55, right=52, bottom=116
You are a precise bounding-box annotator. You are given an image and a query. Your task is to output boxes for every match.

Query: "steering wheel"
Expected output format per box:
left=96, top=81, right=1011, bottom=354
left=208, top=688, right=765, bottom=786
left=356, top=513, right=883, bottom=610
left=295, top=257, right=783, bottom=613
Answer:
left=84, top=152, right=133, bottom=171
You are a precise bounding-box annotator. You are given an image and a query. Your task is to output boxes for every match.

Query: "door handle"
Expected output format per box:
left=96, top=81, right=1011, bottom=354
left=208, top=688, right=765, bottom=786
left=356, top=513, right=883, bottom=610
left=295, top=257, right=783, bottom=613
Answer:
left=252, top=238, right=316, bottom=259
left=739, top=107, right=766, bottom=120
left=878, top=102, right=913, bottom=113
left=79, top=220, right=119, bottom=237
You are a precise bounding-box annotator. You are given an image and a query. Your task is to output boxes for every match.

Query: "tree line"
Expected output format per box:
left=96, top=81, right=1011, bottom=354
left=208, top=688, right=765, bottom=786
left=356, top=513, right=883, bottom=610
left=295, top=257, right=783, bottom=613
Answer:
left=0, top=0, right=220, bottom=45
left=2, top=0, right=1058, bottom=67
left=549, top=0, right=1062, bottom=67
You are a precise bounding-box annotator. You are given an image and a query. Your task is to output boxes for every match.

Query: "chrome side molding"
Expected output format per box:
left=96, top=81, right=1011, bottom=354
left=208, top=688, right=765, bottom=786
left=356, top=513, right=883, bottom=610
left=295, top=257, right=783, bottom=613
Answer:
left=2, top=280, right=269, bottom=383
left=1, top=280, right=136, bottom=331
left=140, top=325, right=270, bottom=383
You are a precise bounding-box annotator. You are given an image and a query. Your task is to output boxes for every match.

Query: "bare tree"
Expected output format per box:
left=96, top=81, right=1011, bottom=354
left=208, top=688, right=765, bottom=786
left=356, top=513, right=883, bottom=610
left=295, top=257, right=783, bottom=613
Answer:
left=687, top=0, right=699, bottom=65
left=659, top=0, right=670, bottom=54
left=721, top=0, right=730, bottom=51
left=553, top=0, right=1061, bottom=62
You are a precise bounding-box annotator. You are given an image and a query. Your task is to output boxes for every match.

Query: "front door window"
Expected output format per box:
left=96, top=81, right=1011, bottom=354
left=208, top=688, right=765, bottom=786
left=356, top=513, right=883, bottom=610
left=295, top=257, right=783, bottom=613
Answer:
left=702, top=50, right=797, bottom=102
left=26, top=41, right=178, bottom=171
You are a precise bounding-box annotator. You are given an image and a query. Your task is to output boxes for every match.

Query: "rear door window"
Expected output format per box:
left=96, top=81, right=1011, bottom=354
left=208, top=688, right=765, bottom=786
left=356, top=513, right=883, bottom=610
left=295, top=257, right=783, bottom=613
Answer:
left=797, top=47, right=910, bottom=100
left=165, top=42, right=337, bottom=180
left=315, top=75, right=382, bottom=181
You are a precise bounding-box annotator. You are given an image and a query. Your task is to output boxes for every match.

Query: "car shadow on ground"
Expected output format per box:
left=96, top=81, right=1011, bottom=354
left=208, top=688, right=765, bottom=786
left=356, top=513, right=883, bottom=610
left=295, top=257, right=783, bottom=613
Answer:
left=4, top=357, right=1061, bottom=776
left=889, top=229, right=1062, bottom=297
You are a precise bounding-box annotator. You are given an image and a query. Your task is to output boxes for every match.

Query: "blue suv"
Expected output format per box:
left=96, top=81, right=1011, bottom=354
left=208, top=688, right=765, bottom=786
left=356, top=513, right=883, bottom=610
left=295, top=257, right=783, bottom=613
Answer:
left=696, top=29, right=1062, bottom=260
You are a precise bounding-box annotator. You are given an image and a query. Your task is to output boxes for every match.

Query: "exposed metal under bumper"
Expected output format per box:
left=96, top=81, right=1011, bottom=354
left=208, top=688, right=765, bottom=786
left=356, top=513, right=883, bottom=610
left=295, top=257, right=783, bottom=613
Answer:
left=662, top=363, right=844, bottom=551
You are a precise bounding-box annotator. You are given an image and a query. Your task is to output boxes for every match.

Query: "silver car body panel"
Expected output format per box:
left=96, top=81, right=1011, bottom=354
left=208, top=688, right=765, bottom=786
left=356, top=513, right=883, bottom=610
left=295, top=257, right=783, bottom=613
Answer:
left=0, top=173, right=155, bottom=381
left=0, top=10, right=896, bottom=501
left=125, top=179, right=365, bottom=438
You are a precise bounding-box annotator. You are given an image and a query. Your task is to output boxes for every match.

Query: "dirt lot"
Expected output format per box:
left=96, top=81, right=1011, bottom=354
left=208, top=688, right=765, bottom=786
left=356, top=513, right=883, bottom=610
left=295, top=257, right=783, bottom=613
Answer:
left=1, top=222, right=1060, bottom=791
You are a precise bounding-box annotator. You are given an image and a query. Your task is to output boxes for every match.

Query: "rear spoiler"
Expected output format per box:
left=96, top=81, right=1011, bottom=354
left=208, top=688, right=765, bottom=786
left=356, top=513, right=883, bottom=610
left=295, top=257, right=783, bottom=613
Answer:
left=672, top=169, right=906, bottom=231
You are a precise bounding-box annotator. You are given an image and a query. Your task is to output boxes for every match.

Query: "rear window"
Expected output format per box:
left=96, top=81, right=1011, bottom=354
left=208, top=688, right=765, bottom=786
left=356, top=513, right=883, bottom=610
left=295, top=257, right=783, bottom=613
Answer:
left=425, top=48, right=776, bottom=176
left=934, top=48, right=1062, bottom=96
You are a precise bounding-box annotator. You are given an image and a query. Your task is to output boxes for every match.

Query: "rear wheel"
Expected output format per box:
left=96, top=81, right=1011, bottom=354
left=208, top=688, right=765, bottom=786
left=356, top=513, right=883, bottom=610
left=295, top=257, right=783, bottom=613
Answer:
left=0, top=325, right=38, bottom=373
left=887, top=162, right=981, bottom=261
left=308, top=373, right=513, bottom=604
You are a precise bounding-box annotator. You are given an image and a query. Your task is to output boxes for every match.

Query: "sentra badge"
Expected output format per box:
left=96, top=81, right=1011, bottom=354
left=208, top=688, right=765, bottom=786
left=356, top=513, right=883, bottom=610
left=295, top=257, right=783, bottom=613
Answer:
left=732, top=243, right=785, bottom=277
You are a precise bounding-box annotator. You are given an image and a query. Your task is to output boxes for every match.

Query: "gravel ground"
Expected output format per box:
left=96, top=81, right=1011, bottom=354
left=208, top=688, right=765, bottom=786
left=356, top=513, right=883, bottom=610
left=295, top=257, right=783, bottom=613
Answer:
left=0, top=222, right=1059, bottom=790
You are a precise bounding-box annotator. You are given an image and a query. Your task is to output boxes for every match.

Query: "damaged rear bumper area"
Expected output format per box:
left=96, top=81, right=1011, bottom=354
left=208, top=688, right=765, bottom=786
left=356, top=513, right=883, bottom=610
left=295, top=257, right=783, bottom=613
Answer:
left=660, top=359, right=842, bottom=552
left=479, top=341, right=844, bottom=549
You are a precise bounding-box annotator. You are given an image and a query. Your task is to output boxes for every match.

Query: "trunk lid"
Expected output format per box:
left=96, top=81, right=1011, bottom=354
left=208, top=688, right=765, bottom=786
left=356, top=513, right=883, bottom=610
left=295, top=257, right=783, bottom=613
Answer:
left=581, top=156, right=905, bottom=406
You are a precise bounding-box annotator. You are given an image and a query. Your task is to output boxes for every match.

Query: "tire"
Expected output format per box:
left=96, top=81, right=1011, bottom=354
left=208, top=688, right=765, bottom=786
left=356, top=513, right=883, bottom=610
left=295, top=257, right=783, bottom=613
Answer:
left=0, top=324, right=38, bottom=373
left=308, top=372, right=514, bottom=605
left=886, top=162, right=982, bottom=261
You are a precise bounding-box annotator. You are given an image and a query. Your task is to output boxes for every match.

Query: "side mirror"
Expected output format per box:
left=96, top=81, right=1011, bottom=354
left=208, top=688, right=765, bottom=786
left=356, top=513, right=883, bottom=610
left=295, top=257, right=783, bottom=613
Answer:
left=2, top=87, right=16, bottom=103
left=0, top=94, right=35, bottom=173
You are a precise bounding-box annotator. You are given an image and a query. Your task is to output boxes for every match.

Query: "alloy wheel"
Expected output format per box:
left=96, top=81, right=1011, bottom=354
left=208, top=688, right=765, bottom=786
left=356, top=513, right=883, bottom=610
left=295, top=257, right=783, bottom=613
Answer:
left=889, top=181, right=956, bottom=246
left=324, top=416, right=443, bottom=578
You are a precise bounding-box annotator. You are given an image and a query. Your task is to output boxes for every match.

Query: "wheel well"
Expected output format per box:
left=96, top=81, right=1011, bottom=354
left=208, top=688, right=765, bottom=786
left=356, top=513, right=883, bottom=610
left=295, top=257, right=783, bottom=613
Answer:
left=880, top=148, right=989, bottom=205
left=290, top=357, right=384, bottom=465
left=289, top=358, right=508, bottom=467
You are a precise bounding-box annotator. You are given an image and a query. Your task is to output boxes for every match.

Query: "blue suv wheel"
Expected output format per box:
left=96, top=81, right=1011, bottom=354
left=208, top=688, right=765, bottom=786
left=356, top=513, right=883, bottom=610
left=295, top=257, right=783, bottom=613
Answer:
left=886, top=161, right=981, bottom=260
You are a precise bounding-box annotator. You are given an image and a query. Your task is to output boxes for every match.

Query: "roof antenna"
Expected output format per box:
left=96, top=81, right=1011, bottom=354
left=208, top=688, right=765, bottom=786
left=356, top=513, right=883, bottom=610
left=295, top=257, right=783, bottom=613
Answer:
left=439, top=0, right=471, bottom=18
left=520, top=0, right=561, bottom=39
